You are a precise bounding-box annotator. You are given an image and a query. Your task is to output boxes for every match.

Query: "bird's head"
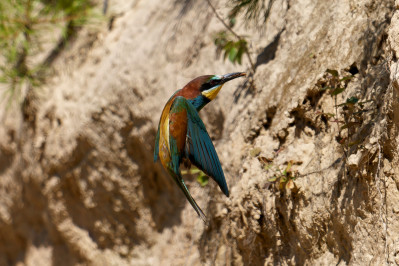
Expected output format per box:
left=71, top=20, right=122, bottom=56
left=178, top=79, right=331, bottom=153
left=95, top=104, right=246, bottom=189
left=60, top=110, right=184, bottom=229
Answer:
left=199, top=72, right=246, bottom=100
left=178, top=72, right=246, bottom=111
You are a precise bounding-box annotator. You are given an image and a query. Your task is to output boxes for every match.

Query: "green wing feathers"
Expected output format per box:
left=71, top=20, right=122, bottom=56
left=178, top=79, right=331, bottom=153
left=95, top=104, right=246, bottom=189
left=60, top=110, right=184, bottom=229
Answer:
left=156, top=96, right=229, bottom=221
left=175, top=96, right=229, bottom=197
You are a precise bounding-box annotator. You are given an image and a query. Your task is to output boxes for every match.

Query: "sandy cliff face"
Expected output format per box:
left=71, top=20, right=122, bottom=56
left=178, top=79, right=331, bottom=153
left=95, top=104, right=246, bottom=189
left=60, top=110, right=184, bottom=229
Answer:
left=0, top=0, right=398, bottom=265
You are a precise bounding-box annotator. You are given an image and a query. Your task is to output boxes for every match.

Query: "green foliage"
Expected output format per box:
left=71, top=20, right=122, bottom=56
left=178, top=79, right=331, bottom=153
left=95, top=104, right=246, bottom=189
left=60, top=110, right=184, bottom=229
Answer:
left=255, top=154, right=300, bottom=192
left=319, top=69, right=354, bottom=111
left=264, top=161, right=298, bottom=191
left=208, top=0, right=274, bottom=69
left=325, top=68, right=339, bottom=77
left=319, top=70, right=353, bottom=96
left=228, top=0, right=275, bottom=27
left=318, top=68, right=369, bottom=152
left=196, top=172, right=209, bottom=187
left=214, top=31, right=248, bottom=65
left=181, top=167, right=209, bottom=187
left=249, top=147, right=261, bottom=157
left=0, top=0, right=96, bottom=103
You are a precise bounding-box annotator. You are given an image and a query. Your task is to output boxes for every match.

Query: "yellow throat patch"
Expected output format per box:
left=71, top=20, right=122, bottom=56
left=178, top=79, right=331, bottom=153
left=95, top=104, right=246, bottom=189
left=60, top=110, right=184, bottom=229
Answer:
left=202, top=84, right=223, bottom=100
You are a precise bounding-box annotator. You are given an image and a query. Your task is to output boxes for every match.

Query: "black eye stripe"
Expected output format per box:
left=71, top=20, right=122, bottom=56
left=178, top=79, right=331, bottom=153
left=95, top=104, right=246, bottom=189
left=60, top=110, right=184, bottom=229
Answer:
left=200, top=79, right=219, bottom=91
left=200, top=83, right=211, bottom=91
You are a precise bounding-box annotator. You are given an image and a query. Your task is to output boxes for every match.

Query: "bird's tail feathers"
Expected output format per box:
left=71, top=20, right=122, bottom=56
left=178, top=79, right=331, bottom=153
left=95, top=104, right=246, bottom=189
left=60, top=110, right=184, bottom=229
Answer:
left=169, top=170, right=207, bottom=222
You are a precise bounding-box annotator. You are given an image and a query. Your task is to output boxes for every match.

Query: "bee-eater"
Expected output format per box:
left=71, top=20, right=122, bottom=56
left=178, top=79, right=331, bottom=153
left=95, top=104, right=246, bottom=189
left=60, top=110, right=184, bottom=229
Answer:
left=154, top=72, right=246, bottom=221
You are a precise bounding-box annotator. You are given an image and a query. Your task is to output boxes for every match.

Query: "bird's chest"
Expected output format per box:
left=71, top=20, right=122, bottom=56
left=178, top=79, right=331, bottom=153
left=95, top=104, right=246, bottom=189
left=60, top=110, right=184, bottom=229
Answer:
left=159, top=112, right=188, bottom=167
left=169, top=111, right=188, bottom=153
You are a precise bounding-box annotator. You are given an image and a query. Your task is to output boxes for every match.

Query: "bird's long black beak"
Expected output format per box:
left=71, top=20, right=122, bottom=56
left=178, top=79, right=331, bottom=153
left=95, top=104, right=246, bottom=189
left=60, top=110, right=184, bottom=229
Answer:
left=221, top=72, right=246, bottom=83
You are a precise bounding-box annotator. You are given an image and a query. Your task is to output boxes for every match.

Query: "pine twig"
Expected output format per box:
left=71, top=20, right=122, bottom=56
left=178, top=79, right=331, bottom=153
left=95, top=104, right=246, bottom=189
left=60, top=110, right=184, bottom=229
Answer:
left=205, top=0, right=255, bottom=72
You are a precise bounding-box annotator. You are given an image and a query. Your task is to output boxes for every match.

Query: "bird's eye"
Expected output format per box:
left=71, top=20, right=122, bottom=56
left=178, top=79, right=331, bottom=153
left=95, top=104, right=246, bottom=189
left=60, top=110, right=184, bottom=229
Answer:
left=200, top=79, right=219, bottom=92
left=209, top=80, right=218, bottom=86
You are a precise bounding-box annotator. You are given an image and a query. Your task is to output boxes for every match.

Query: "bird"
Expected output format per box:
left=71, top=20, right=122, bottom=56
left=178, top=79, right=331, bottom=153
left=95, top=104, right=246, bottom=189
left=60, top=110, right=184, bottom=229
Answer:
left=154, top=72, right=246, bottom=221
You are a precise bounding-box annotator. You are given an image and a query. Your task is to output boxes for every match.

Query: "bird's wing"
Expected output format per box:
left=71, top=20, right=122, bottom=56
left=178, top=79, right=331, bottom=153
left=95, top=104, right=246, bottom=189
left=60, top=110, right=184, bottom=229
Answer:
left=169, top=97, right=206, bottom=221
left=179, top=97, right=229, bottom=197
